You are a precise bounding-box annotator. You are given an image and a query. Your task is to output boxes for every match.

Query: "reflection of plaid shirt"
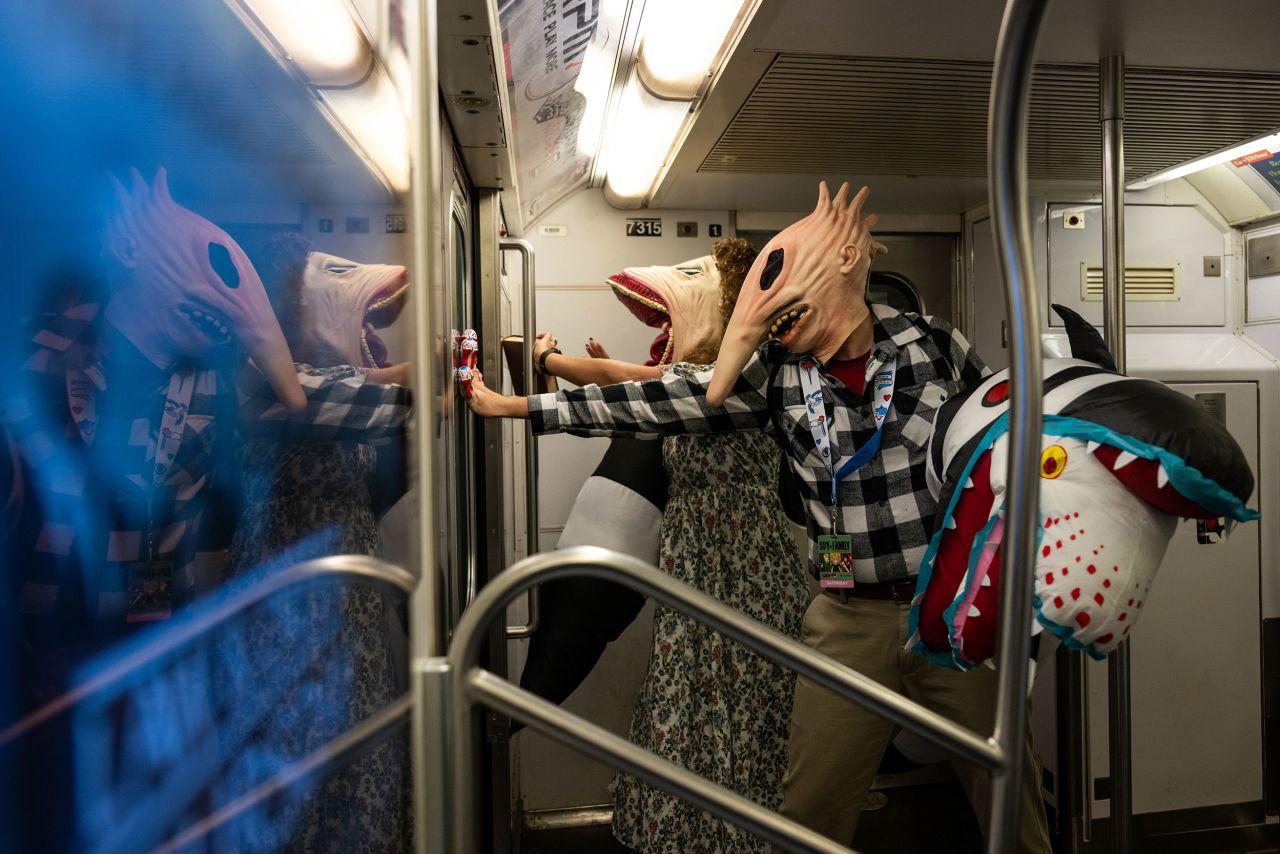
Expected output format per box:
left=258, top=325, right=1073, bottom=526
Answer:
left=530, top=305, right=989, bottom=583
left=0, top=305, right=412, bottom=644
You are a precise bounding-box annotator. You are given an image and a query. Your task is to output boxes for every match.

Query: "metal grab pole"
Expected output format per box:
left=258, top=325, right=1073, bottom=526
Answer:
left=1100, top=53, right=1132, bottom=854
left=410, top=1, right=446, bottom=850
left=501, top=239, right=542, bottom=638
left=987, top=0, right=1052, bottom=850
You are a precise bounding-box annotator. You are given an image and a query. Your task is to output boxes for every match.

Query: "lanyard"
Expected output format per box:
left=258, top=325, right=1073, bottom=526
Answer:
left=798, top=356, right=897, bottom=531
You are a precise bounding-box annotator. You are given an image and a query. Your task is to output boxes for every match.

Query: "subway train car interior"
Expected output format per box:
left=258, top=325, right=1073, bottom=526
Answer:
left=3, top=1, right=1280, bottom=852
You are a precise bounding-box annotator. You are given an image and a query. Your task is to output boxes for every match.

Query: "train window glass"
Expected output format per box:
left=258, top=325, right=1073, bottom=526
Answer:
left=868, top=271, right=925, bottom=314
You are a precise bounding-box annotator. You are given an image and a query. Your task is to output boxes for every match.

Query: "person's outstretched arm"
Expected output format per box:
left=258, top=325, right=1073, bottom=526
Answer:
left=467, top=350, right=773, bottom=439
left=531, top=332, right=658, bottom=386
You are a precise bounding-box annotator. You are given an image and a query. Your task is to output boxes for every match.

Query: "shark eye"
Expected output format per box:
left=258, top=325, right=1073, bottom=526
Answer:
left=208, top=242, right=240, bottom=289
left=326, top=264, right=357, bottom=274
left=760, top=248, right=784, bottom=290
left=1041, top=445, right=1068, bottom=479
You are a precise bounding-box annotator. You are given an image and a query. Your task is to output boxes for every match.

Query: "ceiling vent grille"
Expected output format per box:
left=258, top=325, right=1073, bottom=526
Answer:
left=1079, top=263, right=1180, bottom=301
left=703, top=55, right=1280, bottom=181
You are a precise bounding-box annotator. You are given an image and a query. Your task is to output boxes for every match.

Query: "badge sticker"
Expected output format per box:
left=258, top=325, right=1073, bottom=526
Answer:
left=817, top=534, right=855, bottom=588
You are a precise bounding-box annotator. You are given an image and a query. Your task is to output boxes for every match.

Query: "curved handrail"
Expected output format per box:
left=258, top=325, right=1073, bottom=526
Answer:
left=0, top=555, right=415, bottom=747
left=150, top=693, right=413, bottom=854
left=986, top=0, right=1051, bottom=849
left=441, top=547, right=1010, bottom=854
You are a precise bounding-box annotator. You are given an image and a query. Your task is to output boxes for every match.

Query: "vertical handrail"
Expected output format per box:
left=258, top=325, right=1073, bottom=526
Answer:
left=410, top=3, right=447, bottom=852
left=501, top=238, right=541, bottom=638
left=1100, top=53, right=1133, bottom=854
left=987, top=0, right=1051, bottom=850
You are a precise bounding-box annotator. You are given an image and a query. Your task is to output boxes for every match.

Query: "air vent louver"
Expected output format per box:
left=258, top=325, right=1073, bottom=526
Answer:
left=1079, top=263, right=1180, bottom=301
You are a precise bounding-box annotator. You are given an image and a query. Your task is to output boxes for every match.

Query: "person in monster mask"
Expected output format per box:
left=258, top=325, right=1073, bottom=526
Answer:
left=221, top=232, right=413, bottom=853
left=467, top=184, right=1051, bottom=851
left=478, top=237, right=809, bottom=854
left=0, top=169, right=412, bottom=853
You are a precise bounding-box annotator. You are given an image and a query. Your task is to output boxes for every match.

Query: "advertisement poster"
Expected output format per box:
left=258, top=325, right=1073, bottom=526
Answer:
left=499, top=0, right=601, bottom=224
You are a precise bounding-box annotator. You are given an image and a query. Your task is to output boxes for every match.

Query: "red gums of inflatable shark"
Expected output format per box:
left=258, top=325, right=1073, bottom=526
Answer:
left=706, top=181, right=887, bottom=405
left=908, top=304, right=1259, bottom=669
left=101, top=168, right=305, bottom=409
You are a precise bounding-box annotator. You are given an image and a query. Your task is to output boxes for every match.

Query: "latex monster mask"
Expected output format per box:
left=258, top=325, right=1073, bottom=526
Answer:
left=296, top=251, right=410, bottom=368
left=706, top=181, right=887, bottom=405
left=102, top=168, right=304, bottom=409
left=608, top=254, right=726, bottom=365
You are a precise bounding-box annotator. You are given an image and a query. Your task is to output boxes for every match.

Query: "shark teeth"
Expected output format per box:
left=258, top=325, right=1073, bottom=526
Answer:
left=1156, top=464, right=1170, bottom=489
left=1112, top=450, right=1138, bottom=471
left=981, top=573, right=992, bottom=587
left=963, top=476, right=975, bottom=490
left=1031, top=619, right=1045, bottom=636
left=968, top=604, right=981, bottom=618
left=1087, top=440, right=1102, bottom=454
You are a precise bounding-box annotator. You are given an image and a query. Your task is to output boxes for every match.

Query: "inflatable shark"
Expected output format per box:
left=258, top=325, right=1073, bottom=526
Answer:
left=908, top=304, right=1259, bottom=669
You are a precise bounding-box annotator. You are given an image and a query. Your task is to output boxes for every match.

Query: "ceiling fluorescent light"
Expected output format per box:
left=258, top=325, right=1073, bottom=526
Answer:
left=322, top=69, right=410, bottom=193
left=602, top=79, right=688, bottom=206
left=239, top=0, right=370, bottom=87
left=1128, top=129, right=1280, bottom=190
left=574, top=26, right=617, bottom=157
left=636, top=0, right=751, bottom=99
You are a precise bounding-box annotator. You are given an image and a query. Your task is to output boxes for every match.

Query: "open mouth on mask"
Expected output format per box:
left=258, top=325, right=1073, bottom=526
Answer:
left=608, top=271, right=672, bottom=364
left=768, top=305, right=810, bottom=345
left=360, top=271, right=411, bottom=368
left=176, top=304, right=231, bottom=346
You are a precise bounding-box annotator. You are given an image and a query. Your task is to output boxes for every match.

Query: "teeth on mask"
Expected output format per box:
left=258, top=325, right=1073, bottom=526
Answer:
left=983, top=659, right=997, bottom=671
left=1113, top=450, right=1138, bottom=470
left=905, top=629, right=920, bottom=649
left=1087, top=440, right=1101, bottom=454
left=945, top=514, right=958, bottom=530
left=1031, top=619, right=1045, bottom=636
left=963, top=476, right=975, bottom=490
left=1156, top=465, right=1170, bottom=489
left=981, top=573, right=992, bottom=587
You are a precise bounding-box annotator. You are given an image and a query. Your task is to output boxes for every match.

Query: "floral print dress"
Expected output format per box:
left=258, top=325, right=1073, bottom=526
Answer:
left=611, top=363, right=810, bottom=854
left=223, top=364, right=412, bottom=853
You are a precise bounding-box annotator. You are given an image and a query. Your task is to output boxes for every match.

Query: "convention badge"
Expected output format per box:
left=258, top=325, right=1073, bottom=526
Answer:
left=817, top=534, right=855, bottom=588
left=126, top=560, right=175, bottom=623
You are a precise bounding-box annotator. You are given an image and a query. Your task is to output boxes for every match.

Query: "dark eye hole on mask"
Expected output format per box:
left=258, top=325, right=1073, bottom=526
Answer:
left=326, top=264, right=357, bottom=274
left=677, top=267, right=701, bottom=276
left=760, top=248, right=784, bottom=290
left=208, top=242, right=239, bottom=289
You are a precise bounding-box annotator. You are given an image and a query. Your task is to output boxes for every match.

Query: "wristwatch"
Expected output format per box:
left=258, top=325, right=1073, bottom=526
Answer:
left=538, top=347, right=562, bottom=374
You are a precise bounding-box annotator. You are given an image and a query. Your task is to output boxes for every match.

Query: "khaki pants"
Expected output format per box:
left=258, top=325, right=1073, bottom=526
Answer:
left=780, top=593, right=1052, bottom=852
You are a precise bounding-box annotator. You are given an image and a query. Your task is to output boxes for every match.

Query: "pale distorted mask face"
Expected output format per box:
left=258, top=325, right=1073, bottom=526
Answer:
left=298, top=251, right=410, bottom=368
left=707, top=181, right=887, bottom=406
left=102, top=167, right=304, bottom=409
left=607, top=254, right=724, bottom=365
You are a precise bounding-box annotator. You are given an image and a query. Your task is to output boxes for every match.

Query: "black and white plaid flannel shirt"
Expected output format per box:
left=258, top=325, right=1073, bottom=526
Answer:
left=530, top=304, right=989, bottom=582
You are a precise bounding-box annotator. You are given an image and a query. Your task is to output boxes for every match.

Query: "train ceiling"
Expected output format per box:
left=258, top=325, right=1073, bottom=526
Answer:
left=653, top=0, right=1280, bottom=213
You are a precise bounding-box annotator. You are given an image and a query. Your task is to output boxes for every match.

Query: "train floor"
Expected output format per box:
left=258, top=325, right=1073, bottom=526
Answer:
left=521, top=777, right=985, bottom=853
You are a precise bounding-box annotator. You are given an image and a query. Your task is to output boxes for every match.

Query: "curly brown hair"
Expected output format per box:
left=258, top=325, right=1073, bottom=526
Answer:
left=682, top=237, right=759, bottom=364
left=712, top=236, right=758, bottom=329
left=253, top=232, right=312, bottom=352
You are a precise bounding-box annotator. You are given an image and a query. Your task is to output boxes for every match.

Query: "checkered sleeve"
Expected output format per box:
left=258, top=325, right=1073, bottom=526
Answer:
left=927, top=318, right=991, bottom=389
left=529, top=352, right=773, bottom=438
left=238, top=363, right=413, bottom=441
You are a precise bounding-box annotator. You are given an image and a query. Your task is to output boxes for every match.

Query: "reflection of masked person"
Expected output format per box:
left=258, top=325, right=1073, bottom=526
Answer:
left=222, top=233, right=414, bottom=853
left=0, top=170, right=405, bottom=853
